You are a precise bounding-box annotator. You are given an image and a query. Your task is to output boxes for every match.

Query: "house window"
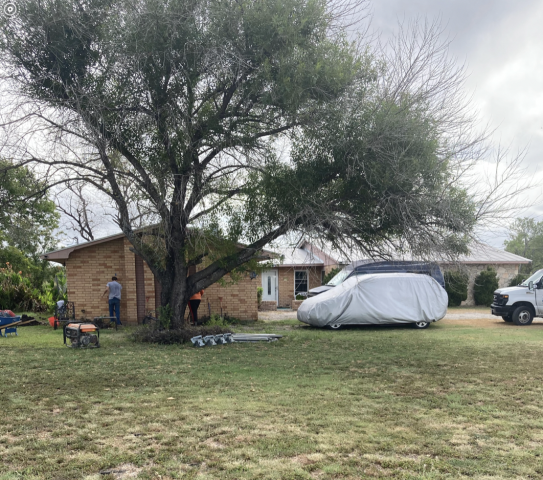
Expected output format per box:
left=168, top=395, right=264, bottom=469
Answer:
left=295, top=271, right=308, bottom=295
left=267, top=276, right=271, bottom=296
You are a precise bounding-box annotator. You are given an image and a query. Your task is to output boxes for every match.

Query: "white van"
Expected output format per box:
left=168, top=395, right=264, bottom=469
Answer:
left=491, top=269, right=543, bottom=325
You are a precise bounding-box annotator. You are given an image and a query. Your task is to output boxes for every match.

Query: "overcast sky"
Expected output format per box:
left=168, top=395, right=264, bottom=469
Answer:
left=369, top=0, right=543, bottom=247
left=58, top=0, right=543, bottom=250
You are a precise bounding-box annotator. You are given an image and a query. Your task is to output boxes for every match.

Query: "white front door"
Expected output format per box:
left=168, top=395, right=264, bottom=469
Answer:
left=262, top=270, right=278, bottom=303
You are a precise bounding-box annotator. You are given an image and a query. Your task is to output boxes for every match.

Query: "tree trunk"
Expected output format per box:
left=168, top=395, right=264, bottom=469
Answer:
left=159, top=261, right=190, bottom=329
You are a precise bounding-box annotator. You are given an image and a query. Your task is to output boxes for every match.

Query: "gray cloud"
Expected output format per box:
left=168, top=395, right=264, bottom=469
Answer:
left=367, top=0, right=543, bottom=247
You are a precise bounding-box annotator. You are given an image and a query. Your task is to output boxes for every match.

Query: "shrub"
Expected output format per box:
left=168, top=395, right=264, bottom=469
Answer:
left=323, top=267, right=342, bottom=285
left=131, top=325, right=232, bottom=345
left=473, top=268, right=499, bottom=306
left=444, top=270, right=469, bottom=307
left=203, top=313, right=240, bottom=327
left=257, top=287, right=263, bottom=305
left=508, top=273, right=526, bottom=287
left=0, top=263, right=66, bottom=312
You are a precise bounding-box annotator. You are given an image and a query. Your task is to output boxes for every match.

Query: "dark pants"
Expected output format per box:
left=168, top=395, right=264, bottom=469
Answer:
left=188, top=299, right=201, bottom=325
left=109, top=298, right=121, bottom=325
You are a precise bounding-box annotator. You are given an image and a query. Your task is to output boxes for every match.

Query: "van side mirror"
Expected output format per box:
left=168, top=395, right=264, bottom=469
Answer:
left=529, top=281, right=534, bottom=291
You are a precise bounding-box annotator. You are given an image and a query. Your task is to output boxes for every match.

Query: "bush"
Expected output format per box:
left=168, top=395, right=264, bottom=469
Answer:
left=473, top=268, right=499, bottom=306
left=257, top=287, right=263, bottom=305
left=0, top=262, right=67, bottom=312
left=444, top=270, right=469, bottom=307
left=323, top=267, right=342, bottom=285
left=203, top=313, right=240, bottom=327
left=131, top=325, right=232, bottom=345
left=508, top=273, right=526, bottom=287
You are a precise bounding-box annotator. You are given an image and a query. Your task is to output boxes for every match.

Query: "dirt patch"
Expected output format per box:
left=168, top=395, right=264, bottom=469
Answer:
left=99, top=463, right=141, bottom=479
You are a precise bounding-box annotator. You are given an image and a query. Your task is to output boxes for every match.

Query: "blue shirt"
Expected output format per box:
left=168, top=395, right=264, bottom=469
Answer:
left=107, top=281, right=122, bottom=300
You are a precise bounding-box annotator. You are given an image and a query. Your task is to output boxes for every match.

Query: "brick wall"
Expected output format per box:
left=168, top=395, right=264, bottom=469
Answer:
left=65, top=238, right=126, bottom=321
left=259, top=301, right=277, bottom=311
left=65, top=237, right=259, bottom=324
left=199, top=273, right=258, bottom=320
left=275, top=266, right=323, bottom=308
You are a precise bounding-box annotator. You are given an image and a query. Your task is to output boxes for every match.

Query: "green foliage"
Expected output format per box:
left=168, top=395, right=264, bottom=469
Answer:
left=444, top=270, right=469, bottom=307
left=203, top=314, right=239, bottom=327
left=257, top=287, right=263, bottom=305
left=504, top=218, right=543, bottom=273
left=0, top=262, right=67, bottom=312
left=473, top=268, right=499, bottom=306
left=158, top=305, right=172, bottom=330
left=323, top=267, right=342, bottom=285
left=0, top=160, right=59, bottom=256
left=295, top=294, right=306, bottom=300
left=508, top=273, right=526, bottom=287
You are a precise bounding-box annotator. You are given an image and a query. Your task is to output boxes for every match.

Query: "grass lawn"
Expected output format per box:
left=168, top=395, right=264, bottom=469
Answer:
left=1, top=317, right=543, bottom=479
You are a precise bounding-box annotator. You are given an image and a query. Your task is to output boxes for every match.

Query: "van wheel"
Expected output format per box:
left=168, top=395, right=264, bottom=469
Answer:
left=413, top=321, right=430, bottom=329
left=501, top=315, right=513, bottom=322
left=512, top=306, right=533, bottom=326
left=329, top=324, right=342, bottom=330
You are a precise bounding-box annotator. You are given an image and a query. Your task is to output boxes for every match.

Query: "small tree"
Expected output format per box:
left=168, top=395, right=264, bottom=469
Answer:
left=508, top=273, right=526, bottom=287
left=444, top=270, right=468, bottom=307
left=473, top=268, right=499, bottom=306
left=323, top=267, right=342, bottom=285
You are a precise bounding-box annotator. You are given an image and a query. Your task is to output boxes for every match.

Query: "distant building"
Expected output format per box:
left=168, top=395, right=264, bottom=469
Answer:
left=261, top=240, right=531, bottom=308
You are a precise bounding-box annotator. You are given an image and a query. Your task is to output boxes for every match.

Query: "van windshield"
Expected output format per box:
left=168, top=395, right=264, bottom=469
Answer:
left=326, top=268, right=352, bottom=286
left=520, top=269, right=543, bottom=286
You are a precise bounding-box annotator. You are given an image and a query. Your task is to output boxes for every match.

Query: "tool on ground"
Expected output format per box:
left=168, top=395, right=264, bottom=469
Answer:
left=63, top=323, right=100, bottom=348
left=231, top=334, right=282, bottom=342
left=203, top=335, right=217, bottom=346
left=190, top=333, right=282, bottom=346
left=191, top=335, right=205, bottom=347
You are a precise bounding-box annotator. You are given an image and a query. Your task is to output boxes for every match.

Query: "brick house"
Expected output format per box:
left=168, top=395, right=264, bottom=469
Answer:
left=43, top=233, right=260, bottom=324
left=261, top=240, right=531, bottom=308
left=259, top=244, right=329, bottom=311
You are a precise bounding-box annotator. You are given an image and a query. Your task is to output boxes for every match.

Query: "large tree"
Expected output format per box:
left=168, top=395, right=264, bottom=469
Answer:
left=0, top=159, right=59, bottom=256
left=0, top=0, right=514, bottom=325
left=505, top=218, right=543, bottom=273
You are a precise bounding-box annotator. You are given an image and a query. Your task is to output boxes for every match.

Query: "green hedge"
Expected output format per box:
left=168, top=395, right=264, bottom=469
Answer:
left=508, top=273, right=525, bottom=287
left=444, top=270, right=469, bottom=307
left=473, top=268, right=499, bottom=306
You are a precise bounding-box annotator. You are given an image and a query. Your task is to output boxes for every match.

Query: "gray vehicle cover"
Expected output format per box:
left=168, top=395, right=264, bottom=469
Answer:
left=297, top=273, right=448, bottom=327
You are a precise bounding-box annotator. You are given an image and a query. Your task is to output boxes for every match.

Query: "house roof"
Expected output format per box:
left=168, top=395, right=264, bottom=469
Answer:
left=42, top=230, right=276, bottom=262
left=291, top=239, right=531, bottom=266
left=271, top=246, right=324, bottom=267
left=446, top=243, right=531, bottom=265
left=42, top=232, right=127, bottom=261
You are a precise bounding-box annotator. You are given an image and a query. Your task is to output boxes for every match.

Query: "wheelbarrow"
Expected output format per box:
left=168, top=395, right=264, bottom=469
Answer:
left=0, top=315, right=21, bottom=337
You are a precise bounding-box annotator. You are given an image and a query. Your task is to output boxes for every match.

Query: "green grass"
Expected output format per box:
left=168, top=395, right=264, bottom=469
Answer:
left=2, top=319, right=543, bottom=479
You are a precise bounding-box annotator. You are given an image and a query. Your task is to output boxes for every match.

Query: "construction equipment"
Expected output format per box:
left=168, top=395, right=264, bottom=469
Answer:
left=63, top=323, right=100, bottom=348
left=54, top=301, right=76, bottom=329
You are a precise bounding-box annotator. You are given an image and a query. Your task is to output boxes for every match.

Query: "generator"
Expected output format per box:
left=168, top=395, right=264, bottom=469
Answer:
left=63, top=323, right=100, bottom=348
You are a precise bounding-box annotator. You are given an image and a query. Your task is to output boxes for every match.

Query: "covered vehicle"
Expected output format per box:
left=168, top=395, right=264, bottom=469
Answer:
left=308, top=261, right=445, bottom=297
left=298, top=273, right=448, bottom=329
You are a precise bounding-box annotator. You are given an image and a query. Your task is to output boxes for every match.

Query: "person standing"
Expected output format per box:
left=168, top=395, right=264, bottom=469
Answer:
left=188, top=289, right=204, bottom=325
left=101, top=276, right=123, bottom=325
